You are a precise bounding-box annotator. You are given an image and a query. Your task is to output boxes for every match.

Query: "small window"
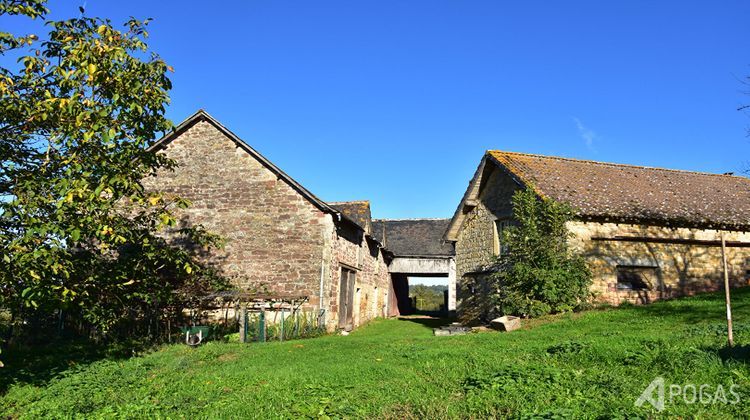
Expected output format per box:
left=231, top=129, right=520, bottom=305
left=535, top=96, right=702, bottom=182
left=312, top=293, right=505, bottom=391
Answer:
left=493, top=219, right=511, bottom=256
left=616, top=266, right=656, bottom=291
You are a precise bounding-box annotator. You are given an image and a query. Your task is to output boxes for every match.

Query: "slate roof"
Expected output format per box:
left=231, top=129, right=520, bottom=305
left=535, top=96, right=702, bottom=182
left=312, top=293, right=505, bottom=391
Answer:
left=329, top=201, right=372, bottom=234
left=486, top=150, right=750, bottom=230
left=371, top=219, right=455, bottom=257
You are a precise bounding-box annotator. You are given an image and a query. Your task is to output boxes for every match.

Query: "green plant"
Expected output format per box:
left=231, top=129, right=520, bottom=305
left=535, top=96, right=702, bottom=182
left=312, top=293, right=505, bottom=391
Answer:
left=490, top=187, right=592, bottom=318
left=0, top=1, right=228, bottom=341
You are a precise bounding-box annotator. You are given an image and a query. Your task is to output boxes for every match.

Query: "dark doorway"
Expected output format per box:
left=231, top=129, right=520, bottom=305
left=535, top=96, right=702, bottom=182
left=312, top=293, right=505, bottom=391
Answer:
left=390, top=274, right=412, bottom=316
left=389, top=273, right=451, bottom=317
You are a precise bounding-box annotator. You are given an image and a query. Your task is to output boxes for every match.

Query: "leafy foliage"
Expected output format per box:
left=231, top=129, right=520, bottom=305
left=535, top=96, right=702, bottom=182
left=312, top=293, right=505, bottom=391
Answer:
left=0, top=1, right=227, bottom=343
left=490, top=188, right=592, bottom=317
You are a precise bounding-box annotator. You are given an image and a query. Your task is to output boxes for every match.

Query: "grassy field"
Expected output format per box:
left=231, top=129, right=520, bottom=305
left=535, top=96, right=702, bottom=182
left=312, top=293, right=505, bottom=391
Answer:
left=3, top=290, right=750, bottom=418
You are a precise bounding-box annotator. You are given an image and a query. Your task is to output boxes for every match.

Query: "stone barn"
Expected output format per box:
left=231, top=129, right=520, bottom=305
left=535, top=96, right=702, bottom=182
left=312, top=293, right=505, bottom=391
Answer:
left=143, top=110, right=391, bottom=331
left=445, top=150, right=750, bottom=322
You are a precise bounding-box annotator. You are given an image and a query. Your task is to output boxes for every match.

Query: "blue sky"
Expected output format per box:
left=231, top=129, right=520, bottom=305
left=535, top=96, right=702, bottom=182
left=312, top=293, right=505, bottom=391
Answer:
left=6, top=1, right=750, bottom=219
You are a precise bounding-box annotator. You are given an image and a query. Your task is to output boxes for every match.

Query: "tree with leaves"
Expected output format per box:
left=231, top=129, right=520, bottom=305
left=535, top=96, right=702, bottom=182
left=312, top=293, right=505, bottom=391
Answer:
left=0, top=1, right=227, bottom=348
left=490, top=188, right=592, bottom=318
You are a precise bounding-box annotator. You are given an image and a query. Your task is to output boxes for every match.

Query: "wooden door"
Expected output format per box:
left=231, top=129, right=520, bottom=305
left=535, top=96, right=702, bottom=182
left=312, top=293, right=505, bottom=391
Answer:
left=346, top=271, right=355, bottom=330
left=338, top=268, right=356, bottom=330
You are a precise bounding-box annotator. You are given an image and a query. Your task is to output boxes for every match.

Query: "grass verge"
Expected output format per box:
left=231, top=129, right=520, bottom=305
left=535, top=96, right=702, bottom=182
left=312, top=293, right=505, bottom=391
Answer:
left=2, top=289, right=750, bottom=418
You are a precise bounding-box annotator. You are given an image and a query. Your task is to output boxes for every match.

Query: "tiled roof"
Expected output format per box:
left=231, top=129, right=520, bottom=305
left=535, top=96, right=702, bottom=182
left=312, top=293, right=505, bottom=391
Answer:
left=329, top=201, right=372, bottom=234
left=371, top=219, right=455, bottom=257
left=487, top=150, right=750, bottom=229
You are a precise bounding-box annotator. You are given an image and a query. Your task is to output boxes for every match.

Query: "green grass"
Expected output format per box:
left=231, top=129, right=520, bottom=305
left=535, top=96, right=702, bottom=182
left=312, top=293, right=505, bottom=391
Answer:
left=3, top=290, right=750, bottom=418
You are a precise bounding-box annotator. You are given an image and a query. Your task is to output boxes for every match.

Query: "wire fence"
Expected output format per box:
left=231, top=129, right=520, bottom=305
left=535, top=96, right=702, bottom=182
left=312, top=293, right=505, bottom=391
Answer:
left=239, top=308, right=326, bottom=343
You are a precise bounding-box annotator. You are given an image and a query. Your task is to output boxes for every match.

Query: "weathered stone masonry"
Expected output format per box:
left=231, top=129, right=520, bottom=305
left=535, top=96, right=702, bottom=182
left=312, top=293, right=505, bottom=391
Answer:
left=453, top=167, right=519, bottom=282
left=450, top=162, right=521, bottom=322
left=143, top=110, right=391, bottom=331
left=446, top=150, right=750, bottom=321
left=569, top=222, right=750, bottom=305
left=326, top=224, right=391, bottom=328
left=143, top=118, right=329, bottom=301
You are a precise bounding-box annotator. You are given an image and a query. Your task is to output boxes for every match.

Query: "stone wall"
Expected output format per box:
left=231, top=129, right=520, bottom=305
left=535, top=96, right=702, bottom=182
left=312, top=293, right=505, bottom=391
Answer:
left=359, top=238, right=391, bottom=323
left=142, top=119, right=332, bottom=308
left=568, top=221, right=750, bottom=304
left=453, top=164, right=750, bottom=321
left=454, top=167, right=519, bottom=277
left=143, top=116, right=392, bottom=332
left=454, top=166, right=520, bottom=322
left=325, top=222, right=391, bottom=330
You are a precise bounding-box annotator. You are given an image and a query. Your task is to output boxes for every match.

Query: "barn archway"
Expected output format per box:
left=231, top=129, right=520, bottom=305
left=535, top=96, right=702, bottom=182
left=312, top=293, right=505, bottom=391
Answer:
left=371, top=219, right=456, bottom=317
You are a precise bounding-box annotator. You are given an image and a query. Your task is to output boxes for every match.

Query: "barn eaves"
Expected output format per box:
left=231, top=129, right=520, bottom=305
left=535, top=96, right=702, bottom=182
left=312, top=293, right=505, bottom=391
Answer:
left=445, top=150, right=750, bottom=241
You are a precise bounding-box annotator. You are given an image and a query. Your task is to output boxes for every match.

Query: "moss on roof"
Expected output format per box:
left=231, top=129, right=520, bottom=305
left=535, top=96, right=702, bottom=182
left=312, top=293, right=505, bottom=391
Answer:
left=487, top=150, right=750, bottom=229
left=329, top=201, right=372, bottom=234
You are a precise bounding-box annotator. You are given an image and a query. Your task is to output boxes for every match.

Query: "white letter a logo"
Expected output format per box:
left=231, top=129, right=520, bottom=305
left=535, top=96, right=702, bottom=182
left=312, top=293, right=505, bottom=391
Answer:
left=635, top=377, right=665, bottom=412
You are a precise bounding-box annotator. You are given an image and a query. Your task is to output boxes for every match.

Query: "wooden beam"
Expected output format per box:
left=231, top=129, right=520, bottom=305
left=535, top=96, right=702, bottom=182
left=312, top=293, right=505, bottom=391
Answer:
left=590, top=236, right=750, bottom=247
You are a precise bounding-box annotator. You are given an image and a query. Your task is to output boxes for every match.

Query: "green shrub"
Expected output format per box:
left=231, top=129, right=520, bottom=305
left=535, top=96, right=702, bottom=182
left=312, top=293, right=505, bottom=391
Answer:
left=490, top=188, right=592, bottom=318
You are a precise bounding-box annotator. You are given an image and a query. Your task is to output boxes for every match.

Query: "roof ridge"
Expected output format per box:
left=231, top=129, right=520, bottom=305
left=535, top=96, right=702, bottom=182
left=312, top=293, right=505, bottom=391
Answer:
left=488, top=150, right=748, bottom=180
left=328, top=200, right=370, bottom=204
left=149, top=109, right=341, bottom=215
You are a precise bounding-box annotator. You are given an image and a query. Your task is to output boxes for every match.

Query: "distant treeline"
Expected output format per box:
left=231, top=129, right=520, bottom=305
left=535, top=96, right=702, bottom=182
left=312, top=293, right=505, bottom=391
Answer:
left=408, top=284, right=447, bottom=312
left=408, top=284, right=448, bottom=293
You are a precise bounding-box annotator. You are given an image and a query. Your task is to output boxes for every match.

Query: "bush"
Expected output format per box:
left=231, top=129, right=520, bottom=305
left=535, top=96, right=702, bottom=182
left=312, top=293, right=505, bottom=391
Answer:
left=490, top=188, right=592, bottom=317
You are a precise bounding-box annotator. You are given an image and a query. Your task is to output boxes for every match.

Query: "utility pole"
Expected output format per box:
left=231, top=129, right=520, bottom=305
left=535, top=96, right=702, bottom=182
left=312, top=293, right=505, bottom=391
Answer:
left=721, top=233, right=734, bottom=347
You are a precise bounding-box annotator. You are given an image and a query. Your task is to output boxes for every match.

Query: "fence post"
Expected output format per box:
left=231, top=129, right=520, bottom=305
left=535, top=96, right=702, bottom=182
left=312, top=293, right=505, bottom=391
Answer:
left=318, top=309, right=326, bottom=332
left=294, top=309, right=299, bottom=338
left=259, top=303, right=266, bottom=343
left=280, top=307, right=285, bottom=342
left=239, top=303, right=247, bottom=344
left=721, top=233, right=734, bottom=347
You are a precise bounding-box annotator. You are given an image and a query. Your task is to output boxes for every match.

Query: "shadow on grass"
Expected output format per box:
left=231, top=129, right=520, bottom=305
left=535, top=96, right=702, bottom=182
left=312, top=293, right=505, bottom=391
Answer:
left=397, top=316, right=453, bottom=330
left=717, top=345, right=750, bottom=363
left=0, top=339, right=147, bottom=394
left=619, top=287, right=750, bottom=325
